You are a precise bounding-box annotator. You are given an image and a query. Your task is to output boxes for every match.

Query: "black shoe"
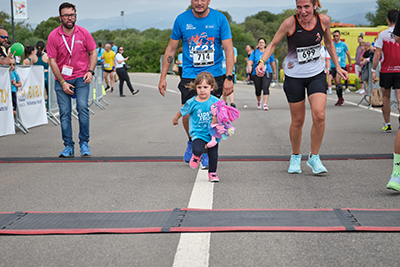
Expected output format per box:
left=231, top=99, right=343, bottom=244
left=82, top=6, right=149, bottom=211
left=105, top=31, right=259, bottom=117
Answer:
left=132, top=89, right=140, bottom=95
left=230, top=103, right=236, bottom=108
left=105, top=85, right=110, bottom=91
left=111, top=87, right=114, bottom=93
left=120, top=94, right=126, bottom=97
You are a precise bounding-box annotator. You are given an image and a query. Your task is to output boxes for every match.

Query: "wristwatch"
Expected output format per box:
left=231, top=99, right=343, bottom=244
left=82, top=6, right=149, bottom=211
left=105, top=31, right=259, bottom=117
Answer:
left=88, top=70, right=95, bottom=76
left=225, top=75, right=233, bottom=81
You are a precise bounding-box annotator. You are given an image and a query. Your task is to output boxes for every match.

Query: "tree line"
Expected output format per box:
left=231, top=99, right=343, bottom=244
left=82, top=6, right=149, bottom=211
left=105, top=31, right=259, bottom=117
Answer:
left=0, top=0, right=397, bottom=80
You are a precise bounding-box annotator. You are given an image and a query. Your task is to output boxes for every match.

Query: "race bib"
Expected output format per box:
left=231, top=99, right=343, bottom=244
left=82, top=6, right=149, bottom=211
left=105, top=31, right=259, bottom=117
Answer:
left=61, top=65, right=73, bottom=76
left=104, top=63, right=110, bottom=68
left=296, top=44, right=320, bottom=65
left=193, top=49, right=214, bottom=67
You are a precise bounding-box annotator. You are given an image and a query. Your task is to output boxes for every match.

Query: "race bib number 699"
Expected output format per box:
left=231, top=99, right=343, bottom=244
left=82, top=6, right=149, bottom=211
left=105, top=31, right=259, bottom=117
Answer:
left=296, top=44, right=320, bottom=65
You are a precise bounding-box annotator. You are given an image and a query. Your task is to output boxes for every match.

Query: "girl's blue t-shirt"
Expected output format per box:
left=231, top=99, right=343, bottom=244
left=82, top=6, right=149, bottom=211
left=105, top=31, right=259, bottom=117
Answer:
left=249, top=49, right=274, bottom=75
left=180, top=95, right=219, bottom=143
left=171, top=8, right=232, bottom=79
left=11, top=70, right=20, bottom=93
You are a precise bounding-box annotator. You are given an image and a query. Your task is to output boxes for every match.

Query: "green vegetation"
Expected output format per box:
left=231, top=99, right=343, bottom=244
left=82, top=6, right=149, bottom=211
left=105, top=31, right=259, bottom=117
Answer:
left=0, top=0, right=395, bottom=80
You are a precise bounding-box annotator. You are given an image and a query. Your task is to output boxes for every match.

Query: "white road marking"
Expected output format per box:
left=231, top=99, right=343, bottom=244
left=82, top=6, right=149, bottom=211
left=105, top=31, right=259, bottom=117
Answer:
left=327, top=96, right=399, bottom=117
left=131, top=82, right=179, bottom=94
left=172, top=169, right=213, bottom=267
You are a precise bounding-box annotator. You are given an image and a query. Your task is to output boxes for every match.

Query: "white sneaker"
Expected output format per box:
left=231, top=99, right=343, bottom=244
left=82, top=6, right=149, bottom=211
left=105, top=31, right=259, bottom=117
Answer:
left=358, top=89, right=365, bottom=94
left=345, top=88, right=351, bottom=93
left=355, top=89, right=361, bottom=93
left=328, top=89, right=332, bottom=95
left=263, top=104, right=269, bottom=111
left=257, top=102, right=261, bottom=109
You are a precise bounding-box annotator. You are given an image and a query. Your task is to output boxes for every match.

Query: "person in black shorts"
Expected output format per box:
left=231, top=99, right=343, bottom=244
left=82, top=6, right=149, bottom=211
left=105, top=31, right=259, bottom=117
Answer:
left=158, top=0, right=234, bottom=169
left=256, top=0, right=348, bottom=175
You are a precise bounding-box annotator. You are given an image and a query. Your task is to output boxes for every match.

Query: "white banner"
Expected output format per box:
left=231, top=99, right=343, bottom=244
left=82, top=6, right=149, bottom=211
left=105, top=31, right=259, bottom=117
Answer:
left=0, top=67, right=15, bottom=137
left=16, top=66, right=48, bottom=128
left=13, top=0, right=28, bottom=20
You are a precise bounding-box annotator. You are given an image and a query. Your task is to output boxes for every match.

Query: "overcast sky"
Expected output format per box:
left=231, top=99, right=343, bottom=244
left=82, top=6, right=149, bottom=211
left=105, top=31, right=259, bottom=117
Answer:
left=2, top=0, right=370, bottom=26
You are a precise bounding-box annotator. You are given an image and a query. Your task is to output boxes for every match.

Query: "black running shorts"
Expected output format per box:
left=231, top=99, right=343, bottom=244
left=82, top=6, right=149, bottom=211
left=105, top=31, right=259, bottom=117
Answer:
left=380, top=72, right=400, bottom=90
left=283, top=71, right=327, bottom=103
left=178, top=76, right=224, bottom=104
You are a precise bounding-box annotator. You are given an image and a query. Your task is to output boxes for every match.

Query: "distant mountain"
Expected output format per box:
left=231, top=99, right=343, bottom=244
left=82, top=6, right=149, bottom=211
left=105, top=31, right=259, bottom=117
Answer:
left=77, top=1, right=376, bottom=33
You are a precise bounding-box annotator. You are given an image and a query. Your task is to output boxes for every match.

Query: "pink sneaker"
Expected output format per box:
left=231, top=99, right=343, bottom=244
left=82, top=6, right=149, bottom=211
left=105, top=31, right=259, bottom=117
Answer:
left=190, top=154, right=201, bottom=169
left=208, top=172, right=219, bottom=182
left=257, top=101, right=261, bottom=109
left=263, top=104, right=269, bottom=111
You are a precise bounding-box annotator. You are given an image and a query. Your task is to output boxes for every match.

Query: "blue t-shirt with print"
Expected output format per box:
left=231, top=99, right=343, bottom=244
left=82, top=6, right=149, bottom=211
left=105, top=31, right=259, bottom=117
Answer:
left=180, top=95, right=219, bottom=143
left=222, top=46, right=238, bottom=75
left=249, top=49, right=274, bottom=75
left=171, top=8, right=232, bottom=79
left=11, top=70, right=20, bottom=93
left=330, top=41, right=348, bottom=69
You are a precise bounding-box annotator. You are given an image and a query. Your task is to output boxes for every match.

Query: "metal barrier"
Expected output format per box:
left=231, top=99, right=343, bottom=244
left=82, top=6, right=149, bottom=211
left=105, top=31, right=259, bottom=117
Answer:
left=357, top=62, right=381, bottom=108
left=48, top=67, right=107, bottom=123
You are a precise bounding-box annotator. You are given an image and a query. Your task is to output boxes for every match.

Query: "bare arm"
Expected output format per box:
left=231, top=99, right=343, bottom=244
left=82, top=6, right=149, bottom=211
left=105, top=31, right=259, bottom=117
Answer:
left=346, top=50, right=352, bottom=70
left=158, top=38, right=180, bottom=97
left=371, top=47, right=382, bottom=83
left=172, top=110, right=182, bottom=125
left=256, top=16, right=293, bottom=76
left=322, top=14, right=348, bottom=80
left=83, top=49, right=97, bottom=84
left=396, top=36, right=400, bottom=44
left=222, top=38, right=234, bottom=96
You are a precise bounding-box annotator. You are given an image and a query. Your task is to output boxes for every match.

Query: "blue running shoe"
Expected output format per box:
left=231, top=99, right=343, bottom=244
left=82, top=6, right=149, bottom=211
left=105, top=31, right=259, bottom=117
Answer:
left=201, top=153, right=209, bottom=169
left=59, top=146, right=74, bottom=158
left=307, top=153, right=327, bottom=174
left=184, top=141, right=192, bottom=163
left=288, top=154, right=302, bottom=174
left=387, top=172, right=400, bottom=191
left=80, top=142, right=91, bottom=157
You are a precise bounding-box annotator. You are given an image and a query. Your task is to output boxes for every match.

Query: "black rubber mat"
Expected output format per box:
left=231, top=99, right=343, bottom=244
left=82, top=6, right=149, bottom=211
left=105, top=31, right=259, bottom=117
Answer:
left=0, top=153, right=393, bottom=164
left=1, top=208, right=400, bottom=235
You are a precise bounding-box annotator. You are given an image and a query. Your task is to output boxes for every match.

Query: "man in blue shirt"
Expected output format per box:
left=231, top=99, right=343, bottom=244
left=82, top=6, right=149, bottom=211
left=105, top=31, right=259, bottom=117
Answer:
left=330, top=30, right=352, bottom=106
left=158, top=0, right=234, bottom=168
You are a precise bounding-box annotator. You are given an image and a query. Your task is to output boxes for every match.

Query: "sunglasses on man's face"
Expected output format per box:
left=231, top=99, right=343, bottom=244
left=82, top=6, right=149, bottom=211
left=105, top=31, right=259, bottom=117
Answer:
left=333, top=35, right=339, bottom=37
left=9, top=63, right=16, bottom=66
left=0, top=35, right=8, bottom=39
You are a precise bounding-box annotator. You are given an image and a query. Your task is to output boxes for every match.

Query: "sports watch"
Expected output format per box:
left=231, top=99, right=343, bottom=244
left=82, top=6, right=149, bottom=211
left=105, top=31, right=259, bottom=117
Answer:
left=88, top=70, right=95, bottom=76
left=225, top=75, right=233, bottom=81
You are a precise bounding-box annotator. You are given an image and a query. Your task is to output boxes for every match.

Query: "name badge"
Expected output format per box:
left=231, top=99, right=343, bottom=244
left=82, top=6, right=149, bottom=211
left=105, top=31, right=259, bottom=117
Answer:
left=193, top=49, right=214, bottom=67
left=296, top=44, right=320, bottom=65
left=62, top=65, right=74, bottom=76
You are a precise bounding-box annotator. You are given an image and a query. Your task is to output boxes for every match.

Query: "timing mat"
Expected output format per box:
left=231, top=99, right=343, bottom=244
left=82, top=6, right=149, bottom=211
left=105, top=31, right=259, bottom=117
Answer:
left=1, top=208, right=400, bottom=235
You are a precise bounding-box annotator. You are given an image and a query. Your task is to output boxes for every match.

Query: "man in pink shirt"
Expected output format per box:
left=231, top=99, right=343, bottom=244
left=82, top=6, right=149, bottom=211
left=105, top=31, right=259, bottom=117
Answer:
left=47, top=2, right=97, bottom=157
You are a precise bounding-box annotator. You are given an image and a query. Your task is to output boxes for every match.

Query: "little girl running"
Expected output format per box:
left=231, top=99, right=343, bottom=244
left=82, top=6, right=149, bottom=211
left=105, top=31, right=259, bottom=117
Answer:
left=173, top=71, right=220, bottom=182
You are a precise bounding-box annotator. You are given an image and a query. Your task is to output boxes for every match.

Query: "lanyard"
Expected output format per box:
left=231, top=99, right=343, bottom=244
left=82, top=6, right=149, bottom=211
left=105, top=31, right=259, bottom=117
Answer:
left=62, top=34, right=75, bottom=66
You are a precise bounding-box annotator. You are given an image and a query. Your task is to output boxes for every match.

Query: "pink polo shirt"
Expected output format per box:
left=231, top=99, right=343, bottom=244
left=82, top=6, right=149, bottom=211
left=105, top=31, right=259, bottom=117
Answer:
left=47, top=25, right=96, bottom=80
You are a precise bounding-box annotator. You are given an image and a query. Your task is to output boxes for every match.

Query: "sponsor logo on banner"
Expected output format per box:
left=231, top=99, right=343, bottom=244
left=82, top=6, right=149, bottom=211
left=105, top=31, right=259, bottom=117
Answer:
left=13, top=0, right=28, bottom=20
left=16, top=66, right=47, bottom=128
left=0, top=68, right=15, bottom=136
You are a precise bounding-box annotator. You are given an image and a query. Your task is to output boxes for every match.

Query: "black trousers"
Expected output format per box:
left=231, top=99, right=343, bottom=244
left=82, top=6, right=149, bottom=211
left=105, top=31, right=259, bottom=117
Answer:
left=192, top=139, right=219, bottom=173
left=116, top=68, right=134, bottom=95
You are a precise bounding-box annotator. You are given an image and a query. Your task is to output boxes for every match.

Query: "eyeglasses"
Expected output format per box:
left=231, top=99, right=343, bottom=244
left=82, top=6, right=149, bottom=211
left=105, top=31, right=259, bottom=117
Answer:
left=61, top=13, right=76, bottom=19
left=333, top=35, right=339, bottom=37
left=9, top=63, right=16, bottom=66
left=0, top=35, right=8, bottom=39
left=119, top=49, right=124, bottom=51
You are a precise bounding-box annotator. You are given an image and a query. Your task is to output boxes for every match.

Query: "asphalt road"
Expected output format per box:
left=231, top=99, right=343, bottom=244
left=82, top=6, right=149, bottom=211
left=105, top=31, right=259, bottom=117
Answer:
left=1, top=73, right=400, bottom=267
